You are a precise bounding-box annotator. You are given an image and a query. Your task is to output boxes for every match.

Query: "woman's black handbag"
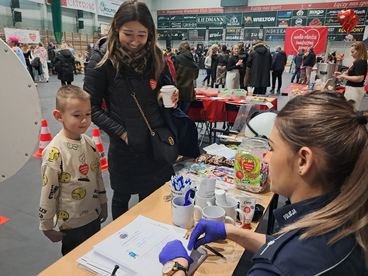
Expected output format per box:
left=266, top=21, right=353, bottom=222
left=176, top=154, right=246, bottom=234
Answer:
left=130, top=89, right=179, bottom=165
left=162, top=107, right=200, bottom=158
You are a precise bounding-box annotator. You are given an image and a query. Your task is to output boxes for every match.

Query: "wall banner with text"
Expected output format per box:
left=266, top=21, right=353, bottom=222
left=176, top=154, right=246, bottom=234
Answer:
left=284, top=26, right=328, bottom=55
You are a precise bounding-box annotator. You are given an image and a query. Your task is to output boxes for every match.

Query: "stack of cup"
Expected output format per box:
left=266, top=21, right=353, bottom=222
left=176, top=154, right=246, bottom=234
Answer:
left=193, top=178, right=216, bottom=221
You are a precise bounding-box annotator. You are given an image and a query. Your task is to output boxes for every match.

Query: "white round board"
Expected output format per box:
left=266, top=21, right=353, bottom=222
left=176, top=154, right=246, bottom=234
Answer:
left=0, top=39, right=41, bottom=183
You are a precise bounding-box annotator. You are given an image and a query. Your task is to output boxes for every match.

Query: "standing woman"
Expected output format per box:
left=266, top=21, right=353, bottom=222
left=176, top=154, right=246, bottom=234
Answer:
left=160, top=92, right=368, bottom=275
left=84, top=0, right=177, bottom=219
left=54, top=44, right=75, bottom=86
left=336, top=41, right=367, bottom=110
left=34, top=42, right=49, bottom=82
left=225, top=44, right=243, bottom=89
left=202, top=47, right=212, bottom=87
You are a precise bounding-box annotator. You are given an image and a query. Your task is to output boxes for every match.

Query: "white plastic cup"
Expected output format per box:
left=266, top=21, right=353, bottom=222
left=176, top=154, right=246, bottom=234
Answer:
left=161, top=85, right=177, bottom=108
left=215, top=189, right=227, bottom=206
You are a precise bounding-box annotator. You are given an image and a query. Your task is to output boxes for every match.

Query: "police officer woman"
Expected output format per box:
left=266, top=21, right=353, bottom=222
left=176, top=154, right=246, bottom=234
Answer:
left=159, top=91, right=368, bottom=275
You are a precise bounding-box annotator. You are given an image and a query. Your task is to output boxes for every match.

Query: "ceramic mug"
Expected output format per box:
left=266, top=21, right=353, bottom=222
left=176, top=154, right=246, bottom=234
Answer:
left=195, top=205, right=235, bottom=224
left=172, top=196, right=194, bottom=229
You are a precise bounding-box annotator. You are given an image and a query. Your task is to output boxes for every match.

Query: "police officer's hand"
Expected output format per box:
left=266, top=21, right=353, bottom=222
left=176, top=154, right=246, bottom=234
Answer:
left=187, top=219, right=226, bottom=250
left=159, top=240, right=193, bottom=265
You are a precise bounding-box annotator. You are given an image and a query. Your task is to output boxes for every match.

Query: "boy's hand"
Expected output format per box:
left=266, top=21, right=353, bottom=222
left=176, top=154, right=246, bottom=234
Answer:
left=43, top=230, right=64, bottom=242
left=99, top=203, right=108, bottom=223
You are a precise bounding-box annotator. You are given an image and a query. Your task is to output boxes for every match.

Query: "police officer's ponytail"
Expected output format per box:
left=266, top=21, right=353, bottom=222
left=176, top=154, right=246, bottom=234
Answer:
left=274, top=91, right=368, bottom=261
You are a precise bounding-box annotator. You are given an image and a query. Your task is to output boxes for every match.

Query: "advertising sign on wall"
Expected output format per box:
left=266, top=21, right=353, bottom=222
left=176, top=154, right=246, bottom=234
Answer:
left=4, top=28, right=41, bottom=44
left=225, top=13, right=242, bottom=27
left=98, top=0, right=120, bottom=17
left=189, top=29, right=206, bottom=41
left=208, top=29, right=223, bottom=41
left=225, top=28, right=241, bottom=40
left=243, top=11, right=277, bottom=27
left=61, top=0, right=96, bottom=13
left=197, top=14, right=224, bottom=28
left=284, top=27, right=328, bottom=55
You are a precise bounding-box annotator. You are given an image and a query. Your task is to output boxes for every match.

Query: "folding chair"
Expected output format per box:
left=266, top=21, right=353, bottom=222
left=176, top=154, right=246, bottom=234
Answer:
left=189, top=100, right=211, bottom=146
left=211, top=102, right=241, bottom=143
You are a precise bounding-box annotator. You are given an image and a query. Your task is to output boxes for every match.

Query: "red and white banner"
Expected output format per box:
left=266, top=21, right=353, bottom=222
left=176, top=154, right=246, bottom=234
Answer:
left=4, top=28, right=40, bottom=44
left=284, top=27, right=328, bottom=56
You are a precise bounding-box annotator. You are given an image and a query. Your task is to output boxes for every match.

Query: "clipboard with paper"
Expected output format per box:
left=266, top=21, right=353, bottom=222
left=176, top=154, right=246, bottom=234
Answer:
left=77, top=215, right=207, bottom=275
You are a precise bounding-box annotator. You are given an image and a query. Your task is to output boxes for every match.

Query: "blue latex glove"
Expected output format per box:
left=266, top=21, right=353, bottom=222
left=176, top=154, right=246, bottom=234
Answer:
left=159, top=240, right=193, bottom=265
left=187, top=219, right=226, bottom=250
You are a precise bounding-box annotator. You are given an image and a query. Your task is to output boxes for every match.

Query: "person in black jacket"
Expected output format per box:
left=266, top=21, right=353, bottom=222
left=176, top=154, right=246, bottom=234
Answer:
left=246, top=40, right=272, bottom=95
left=291, top=48, right=305, bottom=83
left=270, top=47, right=287, bottom=94
left=54, top=44, right=75, bottom=86
left=303, top=47, right=316, bottom=85
left=84, top=0, right=178, bottom=219
left=173, top=41, right=199, bottom=114
left=225, top=44, right=243, bottom=89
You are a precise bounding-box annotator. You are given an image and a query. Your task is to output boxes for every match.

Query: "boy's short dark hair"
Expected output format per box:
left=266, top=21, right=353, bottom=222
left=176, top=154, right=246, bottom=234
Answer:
left=56, top=85, right=90, bottom=111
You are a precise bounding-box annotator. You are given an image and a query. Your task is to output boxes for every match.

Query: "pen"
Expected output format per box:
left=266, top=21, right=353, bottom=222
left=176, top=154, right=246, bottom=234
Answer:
left=203, top=244, right=226, bottom=260
left=111, top=264, right=119, bottom=276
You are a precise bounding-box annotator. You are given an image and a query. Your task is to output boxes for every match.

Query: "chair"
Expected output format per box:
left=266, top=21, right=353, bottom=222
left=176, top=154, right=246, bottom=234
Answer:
left=211, top=102, right=241, bottom=143
left=189, top=100, right=211, bottom=146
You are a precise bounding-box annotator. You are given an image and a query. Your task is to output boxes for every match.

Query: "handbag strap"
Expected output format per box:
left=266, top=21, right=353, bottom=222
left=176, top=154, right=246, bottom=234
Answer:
left=125, top=78, right=156, bottom=137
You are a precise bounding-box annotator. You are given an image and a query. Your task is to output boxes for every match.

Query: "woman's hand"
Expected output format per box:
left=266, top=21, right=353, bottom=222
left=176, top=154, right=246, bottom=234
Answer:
left=172, top=89, right=179, bottom=108
left=159, top=240, right=192, bottom=265
left=121, top=132, right=128, bottom=145
left=187, top=219, right=226, bottom=250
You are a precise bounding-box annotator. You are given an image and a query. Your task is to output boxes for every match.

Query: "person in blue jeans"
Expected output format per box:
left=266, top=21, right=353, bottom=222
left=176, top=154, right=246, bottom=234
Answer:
left=291, top=48, right=305, bottom=84
left=159, top=91, right=368, bottom=275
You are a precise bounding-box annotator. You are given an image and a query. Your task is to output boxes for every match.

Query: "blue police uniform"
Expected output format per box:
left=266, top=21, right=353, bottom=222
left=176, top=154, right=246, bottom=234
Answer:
left=248, top=193, right=368, bottom=275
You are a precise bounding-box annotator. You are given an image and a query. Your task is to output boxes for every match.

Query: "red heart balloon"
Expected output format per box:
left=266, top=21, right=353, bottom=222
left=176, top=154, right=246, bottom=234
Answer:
left=338, top=9, right=358, bottom=33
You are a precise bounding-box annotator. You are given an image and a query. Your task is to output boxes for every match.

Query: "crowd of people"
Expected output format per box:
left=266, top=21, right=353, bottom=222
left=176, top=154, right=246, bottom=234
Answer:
left=6, top=37, right=89, bottom=86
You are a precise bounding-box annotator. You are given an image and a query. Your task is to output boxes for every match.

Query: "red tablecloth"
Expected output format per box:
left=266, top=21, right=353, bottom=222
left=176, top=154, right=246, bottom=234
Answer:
left=188, top=96, right=277, bottom=123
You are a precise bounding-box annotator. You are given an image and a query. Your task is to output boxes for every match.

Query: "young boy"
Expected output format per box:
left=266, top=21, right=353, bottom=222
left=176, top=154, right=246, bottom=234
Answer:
left=39, top=85, right=107, bottom=255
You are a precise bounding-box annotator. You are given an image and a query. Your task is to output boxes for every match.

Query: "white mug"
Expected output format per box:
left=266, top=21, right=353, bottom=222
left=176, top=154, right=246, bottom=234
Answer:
left=216, top=196, right=240, bottom=222
left=196, top=205, right=235, bottom=224
left=161, top=85, right=177, bottom=108
left=194, top=193, right=215, bottom=209
left=172, top=196, right=194, bottom=229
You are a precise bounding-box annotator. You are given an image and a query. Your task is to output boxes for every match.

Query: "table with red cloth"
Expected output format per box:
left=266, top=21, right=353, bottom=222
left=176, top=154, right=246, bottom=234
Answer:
left=188, top=95, right=277, bottom=123
left=281, top=83, right=308, bottom=96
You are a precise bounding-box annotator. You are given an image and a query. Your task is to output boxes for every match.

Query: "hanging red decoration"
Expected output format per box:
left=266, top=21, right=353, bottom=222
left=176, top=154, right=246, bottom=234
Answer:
left=338, top=9, right=359, bottom=34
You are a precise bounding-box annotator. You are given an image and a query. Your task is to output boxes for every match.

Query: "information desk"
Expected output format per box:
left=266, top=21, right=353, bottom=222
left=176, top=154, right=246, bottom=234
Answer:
left=39, top=184, right=275, bottom=276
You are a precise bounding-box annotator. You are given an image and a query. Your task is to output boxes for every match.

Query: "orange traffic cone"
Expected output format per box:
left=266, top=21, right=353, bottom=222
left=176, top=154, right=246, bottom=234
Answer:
left=92, top=128, right=108, bottom=172
left=33, top=119, right=52, bottom=158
